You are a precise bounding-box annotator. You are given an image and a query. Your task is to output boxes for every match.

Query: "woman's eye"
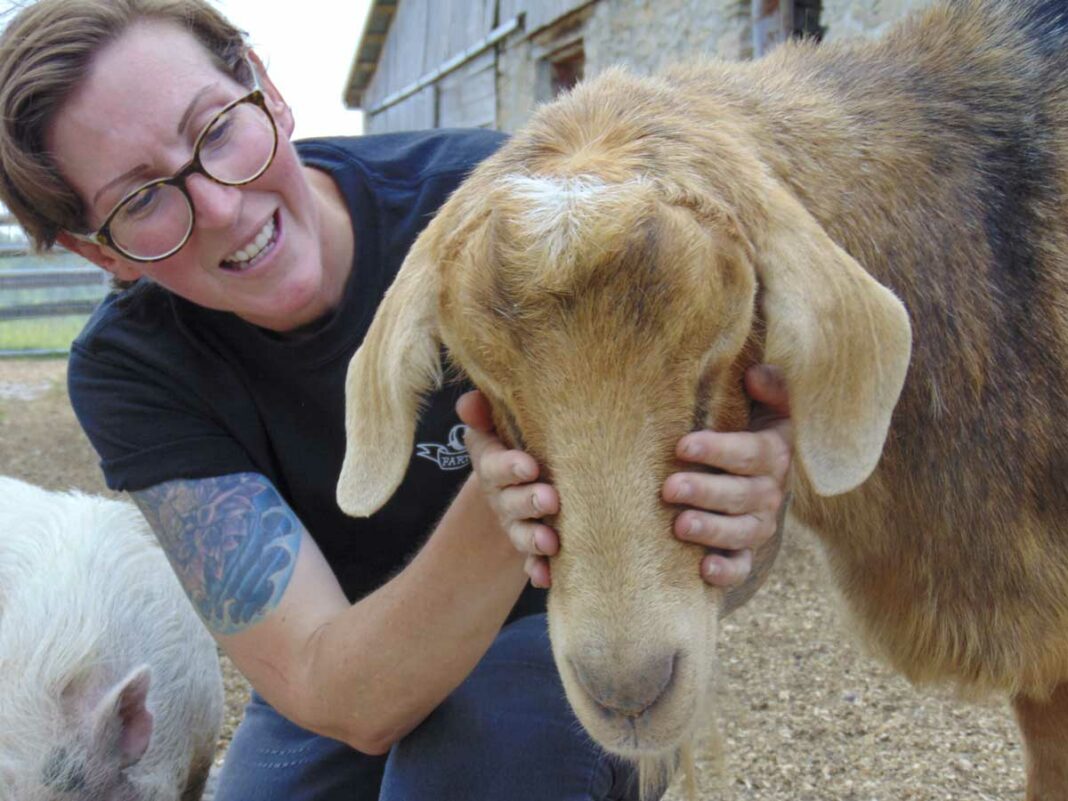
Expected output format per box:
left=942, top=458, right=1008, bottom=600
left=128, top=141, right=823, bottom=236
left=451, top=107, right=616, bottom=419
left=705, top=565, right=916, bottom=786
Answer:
left=201, top=116, right=233, bottom=150
left=119, top=186, right=162, bottom=220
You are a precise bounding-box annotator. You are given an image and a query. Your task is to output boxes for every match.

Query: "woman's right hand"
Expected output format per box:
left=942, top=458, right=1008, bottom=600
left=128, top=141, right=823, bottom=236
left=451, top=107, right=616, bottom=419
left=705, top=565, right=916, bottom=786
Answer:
left=456, top=390, right=560, bottom=588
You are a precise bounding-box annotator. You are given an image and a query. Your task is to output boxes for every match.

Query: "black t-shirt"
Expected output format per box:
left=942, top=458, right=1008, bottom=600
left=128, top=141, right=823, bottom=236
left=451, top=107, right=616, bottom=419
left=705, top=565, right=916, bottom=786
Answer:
left=69, top=129, right=545, bottom=616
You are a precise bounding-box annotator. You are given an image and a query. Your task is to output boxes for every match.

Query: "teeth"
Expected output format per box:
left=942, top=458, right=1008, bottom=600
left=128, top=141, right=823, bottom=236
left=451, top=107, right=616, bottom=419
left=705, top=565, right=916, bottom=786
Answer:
left=224, top=216, right=275, bottom=265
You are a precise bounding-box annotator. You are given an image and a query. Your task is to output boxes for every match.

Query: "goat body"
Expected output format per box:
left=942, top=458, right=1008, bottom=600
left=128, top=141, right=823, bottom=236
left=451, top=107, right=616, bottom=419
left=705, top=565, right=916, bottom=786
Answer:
left=338, top=1, right=1068, bottom=796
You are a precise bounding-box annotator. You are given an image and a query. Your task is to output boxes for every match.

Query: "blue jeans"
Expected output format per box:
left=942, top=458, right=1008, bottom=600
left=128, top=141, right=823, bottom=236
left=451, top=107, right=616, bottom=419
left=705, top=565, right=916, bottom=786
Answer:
left=214, top=614, right=647, bottom=801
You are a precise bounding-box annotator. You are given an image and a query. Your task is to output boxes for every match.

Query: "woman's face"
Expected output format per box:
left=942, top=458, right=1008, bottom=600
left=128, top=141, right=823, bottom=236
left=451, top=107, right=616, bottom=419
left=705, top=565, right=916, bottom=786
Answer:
left=49, top=19, right=341, bottom=331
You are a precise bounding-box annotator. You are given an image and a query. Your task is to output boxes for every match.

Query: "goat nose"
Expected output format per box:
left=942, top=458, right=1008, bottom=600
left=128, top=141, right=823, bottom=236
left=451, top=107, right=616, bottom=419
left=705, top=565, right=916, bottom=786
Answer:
left=570, top=652, right=678, bottom=718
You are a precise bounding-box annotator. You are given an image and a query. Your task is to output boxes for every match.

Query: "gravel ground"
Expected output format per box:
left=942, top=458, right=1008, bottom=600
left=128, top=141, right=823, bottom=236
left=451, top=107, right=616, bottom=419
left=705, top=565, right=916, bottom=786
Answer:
left=0, top=358, right=1027, bottom=800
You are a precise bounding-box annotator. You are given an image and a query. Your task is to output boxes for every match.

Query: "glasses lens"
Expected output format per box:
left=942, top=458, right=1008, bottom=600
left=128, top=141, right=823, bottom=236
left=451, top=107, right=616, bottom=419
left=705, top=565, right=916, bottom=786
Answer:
left=200, top=101, right=277, bottom=185
left=109, top=183, right=193, bottom=260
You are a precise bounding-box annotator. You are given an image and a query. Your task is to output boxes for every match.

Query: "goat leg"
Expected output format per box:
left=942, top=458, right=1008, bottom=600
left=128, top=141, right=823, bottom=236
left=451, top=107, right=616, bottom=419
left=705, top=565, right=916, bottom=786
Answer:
left=1014, top=683, right=1068, bottom=800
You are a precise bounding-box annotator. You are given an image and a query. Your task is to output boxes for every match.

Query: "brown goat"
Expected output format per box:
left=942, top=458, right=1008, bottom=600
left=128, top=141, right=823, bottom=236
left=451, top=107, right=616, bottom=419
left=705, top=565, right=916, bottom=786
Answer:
left=337, top=0, right=1068, bottom=797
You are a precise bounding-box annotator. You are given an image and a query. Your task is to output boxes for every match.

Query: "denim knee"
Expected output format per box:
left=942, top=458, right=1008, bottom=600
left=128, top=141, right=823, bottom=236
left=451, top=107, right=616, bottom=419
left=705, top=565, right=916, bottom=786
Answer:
left=215, top=615, right=648, bottom=801
left=213, top=691, right=386, bottom=801
left=381, top=614, right=642, bottom=801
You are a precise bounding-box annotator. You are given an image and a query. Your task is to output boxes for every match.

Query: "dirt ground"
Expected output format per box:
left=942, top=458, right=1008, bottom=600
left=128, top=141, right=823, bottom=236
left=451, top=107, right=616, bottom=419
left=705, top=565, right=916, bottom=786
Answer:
left=0, top=358, right=1027, bottom=799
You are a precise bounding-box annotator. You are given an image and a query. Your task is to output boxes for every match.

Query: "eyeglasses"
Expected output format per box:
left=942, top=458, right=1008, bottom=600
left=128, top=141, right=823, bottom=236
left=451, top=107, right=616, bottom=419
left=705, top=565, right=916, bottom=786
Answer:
left=71, top=61, right=279, bottom=263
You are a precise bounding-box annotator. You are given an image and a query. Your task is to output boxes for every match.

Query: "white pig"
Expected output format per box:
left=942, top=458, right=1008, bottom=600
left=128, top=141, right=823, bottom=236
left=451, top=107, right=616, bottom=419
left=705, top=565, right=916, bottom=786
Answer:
left=0, top=476, right=224, bottom=801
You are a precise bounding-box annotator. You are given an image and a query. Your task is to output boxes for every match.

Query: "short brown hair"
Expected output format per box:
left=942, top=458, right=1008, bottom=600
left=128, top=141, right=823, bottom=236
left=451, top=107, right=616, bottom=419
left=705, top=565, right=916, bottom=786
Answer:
left=0, top=0, right=249, bottom=249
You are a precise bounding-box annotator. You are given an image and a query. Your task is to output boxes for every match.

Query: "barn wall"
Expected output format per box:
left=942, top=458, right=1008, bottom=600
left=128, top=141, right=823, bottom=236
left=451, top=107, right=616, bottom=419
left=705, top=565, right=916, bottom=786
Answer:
left=362, top=0, right=498, bottom=133
left=821, top=0, right=932, bottom=39
left=361, top=0, right=938, bottom=135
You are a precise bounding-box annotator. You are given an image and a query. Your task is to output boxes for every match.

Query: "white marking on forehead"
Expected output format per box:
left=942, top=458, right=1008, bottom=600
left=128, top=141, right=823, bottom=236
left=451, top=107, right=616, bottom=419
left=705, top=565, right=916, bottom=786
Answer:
left=498, top=174, right=647, bottom=262
left=501, top=174, right=642, bottom=225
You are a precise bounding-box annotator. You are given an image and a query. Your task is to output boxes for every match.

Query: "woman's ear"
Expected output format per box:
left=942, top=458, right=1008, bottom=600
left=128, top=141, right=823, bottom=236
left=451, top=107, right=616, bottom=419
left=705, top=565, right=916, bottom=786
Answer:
left=56, top=232, right=142, bottom=282
left=248, top=51, right=294, bottom=139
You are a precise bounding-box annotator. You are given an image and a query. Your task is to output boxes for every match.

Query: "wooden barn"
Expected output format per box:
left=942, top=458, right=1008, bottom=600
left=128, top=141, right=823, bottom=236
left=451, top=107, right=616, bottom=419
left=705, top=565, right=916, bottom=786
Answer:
left=343, top=0, right=932, bottom=135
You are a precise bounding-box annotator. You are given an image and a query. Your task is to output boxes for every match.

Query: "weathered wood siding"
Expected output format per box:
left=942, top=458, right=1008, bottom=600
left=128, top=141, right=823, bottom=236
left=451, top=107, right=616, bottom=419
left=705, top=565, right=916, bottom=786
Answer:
left=439, top=51, right=497, bottom=129
left=499, top=0, right=593, bottom=34
left=362, top=0, right=498, bottom=132
left=358, top=0, right=936, bottom=135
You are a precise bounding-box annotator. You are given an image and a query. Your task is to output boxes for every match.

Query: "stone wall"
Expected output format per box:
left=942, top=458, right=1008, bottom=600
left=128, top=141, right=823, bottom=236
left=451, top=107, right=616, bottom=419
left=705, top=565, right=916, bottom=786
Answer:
left=496, top=0, right=934, bottom=132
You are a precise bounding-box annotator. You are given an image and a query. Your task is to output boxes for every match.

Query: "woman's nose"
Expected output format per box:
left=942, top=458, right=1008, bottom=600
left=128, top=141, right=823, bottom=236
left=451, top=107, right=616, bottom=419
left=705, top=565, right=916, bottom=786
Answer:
left=185, top=173, right=241, bottom=230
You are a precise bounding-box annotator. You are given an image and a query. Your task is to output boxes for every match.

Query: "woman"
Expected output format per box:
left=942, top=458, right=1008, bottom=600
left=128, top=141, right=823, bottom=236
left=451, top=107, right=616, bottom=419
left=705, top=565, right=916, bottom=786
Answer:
left=0, top=1, right=792, bottom=799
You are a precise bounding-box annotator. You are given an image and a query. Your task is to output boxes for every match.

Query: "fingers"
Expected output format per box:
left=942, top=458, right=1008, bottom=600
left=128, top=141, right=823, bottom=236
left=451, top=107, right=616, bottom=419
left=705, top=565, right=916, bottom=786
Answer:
left=676, top=428, right=791, bottom=483
left=670, top=371, right=792, bottom=589
left=674, top=507, right=777, bottom=551
left=664, top=471, right=784, bottom=519
left=701, top=549, right=752, bottom=587
left=507, top=520, right=559, bottom=556
left=456, top=389, right=494, bottom=432
left=744, top=364, right=789, bottom=417
left=525, top=555, right=552, bottom=589
left=464, top=426, right=539, bottom=487
left=665, top=469, right=783, bottom=589
left=458, top=392, right=560, bottom=589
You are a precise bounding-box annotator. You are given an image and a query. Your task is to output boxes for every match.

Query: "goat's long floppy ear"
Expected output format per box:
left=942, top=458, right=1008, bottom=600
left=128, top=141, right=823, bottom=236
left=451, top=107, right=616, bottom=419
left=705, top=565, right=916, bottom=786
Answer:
left=337, top=231, right=443, bottom=517
left=753, top=182, right=912, bottom=496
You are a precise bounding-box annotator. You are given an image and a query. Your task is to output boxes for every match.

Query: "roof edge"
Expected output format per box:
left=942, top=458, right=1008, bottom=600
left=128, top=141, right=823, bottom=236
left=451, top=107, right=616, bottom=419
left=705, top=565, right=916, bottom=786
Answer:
left=343, top=0, right=399, bottom=109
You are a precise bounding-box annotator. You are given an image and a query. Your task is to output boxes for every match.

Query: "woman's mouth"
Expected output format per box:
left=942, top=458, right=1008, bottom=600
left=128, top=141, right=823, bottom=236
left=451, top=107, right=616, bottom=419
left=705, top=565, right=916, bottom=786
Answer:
left=221, top=211, right=280, bottom=272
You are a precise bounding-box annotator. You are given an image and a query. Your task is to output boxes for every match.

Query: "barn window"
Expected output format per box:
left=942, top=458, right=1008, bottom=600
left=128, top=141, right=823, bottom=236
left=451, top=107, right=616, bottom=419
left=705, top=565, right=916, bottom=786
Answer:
left=752, top=0, right=824, bottom=56
left=550, top=43, right=585, bottom=95
left=537, top=40, right=586, bottom=103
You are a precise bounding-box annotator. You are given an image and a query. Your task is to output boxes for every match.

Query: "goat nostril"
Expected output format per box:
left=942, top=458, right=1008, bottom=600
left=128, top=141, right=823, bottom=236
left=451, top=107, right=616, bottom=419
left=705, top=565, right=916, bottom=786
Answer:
left=570, top=651, right=678, bottom=718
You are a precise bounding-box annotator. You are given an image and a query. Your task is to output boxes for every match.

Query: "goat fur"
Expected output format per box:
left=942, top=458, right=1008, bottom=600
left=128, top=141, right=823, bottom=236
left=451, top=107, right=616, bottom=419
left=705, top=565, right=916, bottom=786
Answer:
left=339, top=0, right=1068, bottom=796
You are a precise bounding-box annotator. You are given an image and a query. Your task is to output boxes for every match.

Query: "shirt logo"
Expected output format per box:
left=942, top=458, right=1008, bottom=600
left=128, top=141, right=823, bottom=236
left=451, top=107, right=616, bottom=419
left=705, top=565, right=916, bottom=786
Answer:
left=415, top=424, right=471, bottom=471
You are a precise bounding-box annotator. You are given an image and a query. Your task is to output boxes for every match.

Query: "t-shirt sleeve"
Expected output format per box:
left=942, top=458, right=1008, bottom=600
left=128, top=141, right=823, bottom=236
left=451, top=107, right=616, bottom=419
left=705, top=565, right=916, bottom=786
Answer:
left=68, top=342, right=257, bottom=492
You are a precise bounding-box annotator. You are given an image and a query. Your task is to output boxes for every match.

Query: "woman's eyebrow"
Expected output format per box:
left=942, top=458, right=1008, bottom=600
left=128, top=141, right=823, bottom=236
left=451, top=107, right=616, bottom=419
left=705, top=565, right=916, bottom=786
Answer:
left=92, top=163, right=150, bottom=209
left=177, top=82, right=218, bottom=135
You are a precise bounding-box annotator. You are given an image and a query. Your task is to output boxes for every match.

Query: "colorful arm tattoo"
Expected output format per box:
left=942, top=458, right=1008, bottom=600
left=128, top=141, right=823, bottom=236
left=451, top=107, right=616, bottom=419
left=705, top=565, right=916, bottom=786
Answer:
left=132, top=473, right=303, bottom=635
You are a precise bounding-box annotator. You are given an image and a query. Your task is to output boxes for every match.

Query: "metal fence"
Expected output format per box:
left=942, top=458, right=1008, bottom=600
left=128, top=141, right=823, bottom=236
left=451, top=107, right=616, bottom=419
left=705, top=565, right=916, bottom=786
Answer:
left=0, top=249, right=110, bottom=358
left=0, top=207, right=110, bottom=357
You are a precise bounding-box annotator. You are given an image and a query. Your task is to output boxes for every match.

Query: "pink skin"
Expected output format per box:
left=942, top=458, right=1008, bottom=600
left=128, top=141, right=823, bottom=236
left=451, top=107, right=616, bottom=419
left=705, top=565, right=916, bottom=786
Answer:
left=49, top=20, right=353, bottom=333
left=458, top=364, right=793, bottom=589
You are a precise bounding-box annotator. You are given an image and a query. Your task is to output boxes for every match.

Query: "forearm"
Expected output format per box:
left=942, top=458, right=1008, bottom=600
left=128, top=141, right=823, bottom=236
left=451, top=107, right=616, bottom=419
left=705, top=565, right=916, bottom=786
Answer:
left=134, top=472, right=527, bottom=755
left=295, top=476, right=526, bottom=748
left=298, top=475, right=528, bottom=751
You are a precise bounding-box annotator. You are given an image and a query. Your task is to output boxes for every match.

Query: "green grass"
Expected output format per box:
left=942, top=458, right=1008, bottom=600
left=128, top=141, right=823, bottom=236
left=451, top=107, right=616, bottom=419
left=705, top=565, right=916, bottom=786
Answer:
left=0, top=315, right=90, bottom=353
left=0, top=251, right=106, bottom=354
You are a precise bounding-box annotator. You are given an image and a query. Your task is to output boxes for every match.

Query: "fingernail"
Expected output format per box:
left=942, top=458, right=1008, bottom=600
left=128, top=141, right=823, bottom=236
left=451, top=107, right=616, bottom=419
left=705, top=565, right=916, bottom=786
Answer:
left=513, top=464, right=534, bottom=481
left=531, top=491, right=543, bottom=515
left=682, top=439, right=701, bottom=459
left=675, top=480, right=692, bottom=501
left=687, top=517, right=702, bottom=536
left=703, top=560, right=721, bottom=580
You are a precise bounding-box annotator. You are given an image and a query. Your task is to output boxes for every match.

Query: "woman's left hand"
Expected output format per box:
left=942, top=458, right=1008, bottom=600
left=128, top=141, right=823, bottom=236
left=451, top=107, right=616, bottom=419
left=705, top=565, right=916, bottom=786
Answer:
left=663, top=364, right=792, bottom=587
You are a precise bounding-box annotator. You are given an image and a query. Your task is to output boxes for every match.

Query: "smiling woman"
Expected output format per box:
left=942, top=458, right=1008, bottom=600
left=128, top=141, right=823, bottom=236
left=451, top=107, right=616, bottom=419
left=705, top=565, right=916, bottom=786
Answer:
left=45, top=19, right=352, bottom=332
left=0, top=2, right=793, bottom=800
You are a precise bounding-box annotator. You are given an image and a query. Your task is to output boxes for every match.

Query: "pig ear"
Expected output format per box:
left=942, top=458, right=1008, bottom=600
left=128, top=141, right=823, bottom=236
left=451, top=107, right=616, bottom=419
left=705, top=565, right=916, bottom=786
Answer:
left=337, top=227, right=443, bottom=517
left=90, top=665, right=154, bottom=769
left=751, top=182, right=912, bottom=496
